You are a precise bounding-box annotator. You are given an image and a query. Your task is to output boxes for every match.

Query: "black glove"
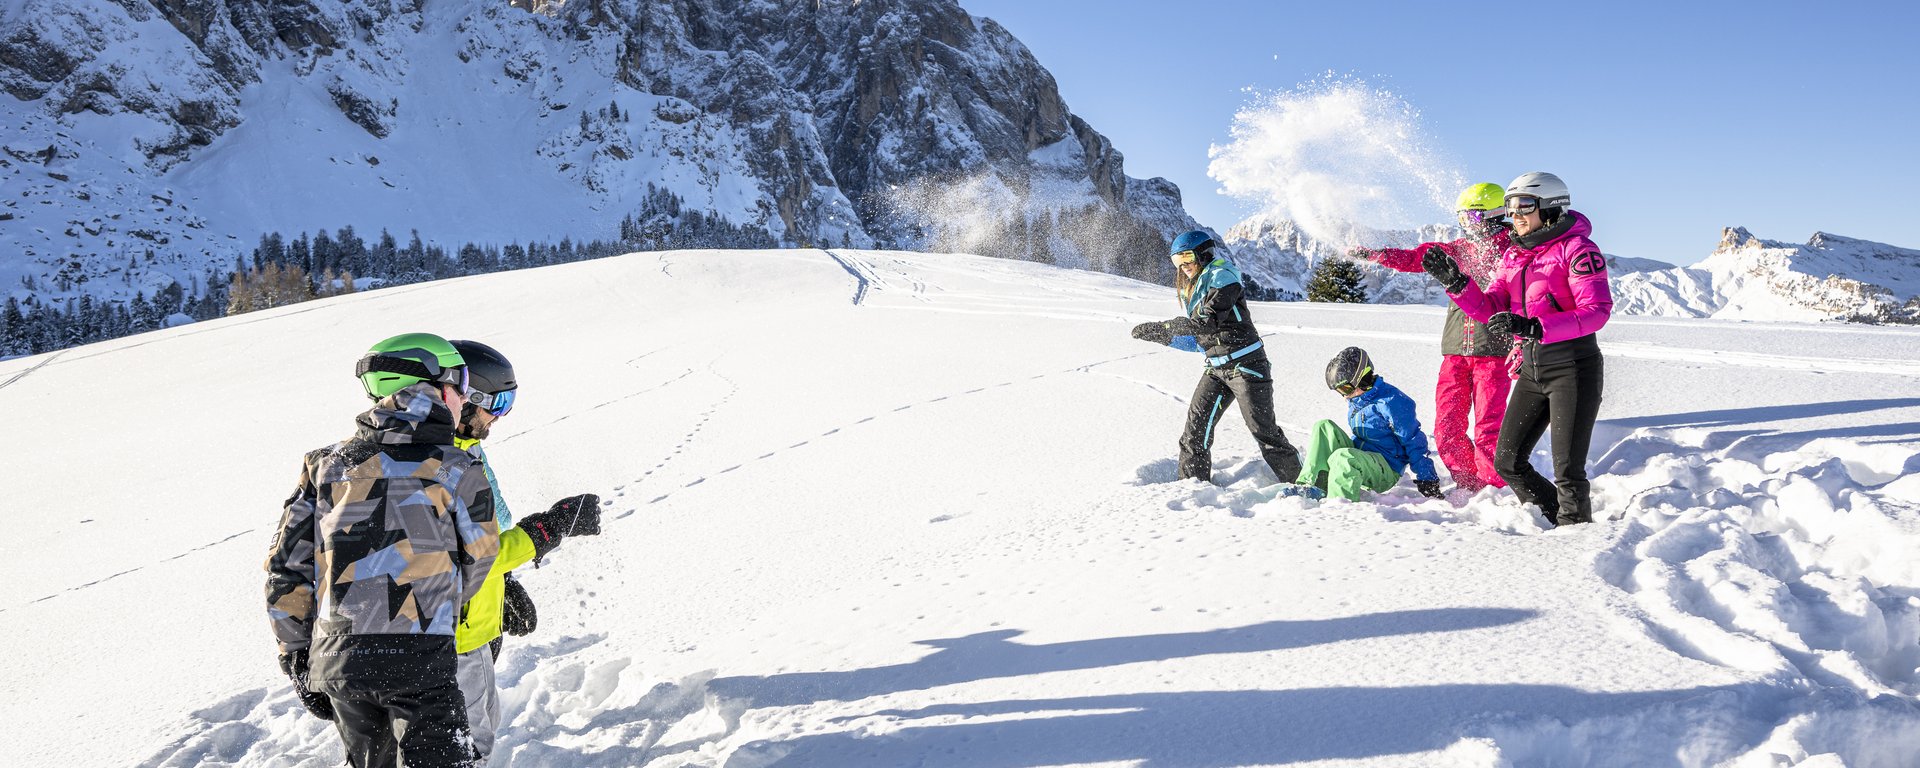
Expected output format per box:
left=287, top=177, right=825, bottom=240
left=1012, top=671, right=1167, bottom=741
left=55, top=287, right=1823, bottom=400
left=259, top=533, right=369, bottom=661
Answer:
left=1345, top=247, right=1376, bottom=262
left=518, top=493, right=602, bottom=558
left=1485, top=312, right=1544, bottom=340
left=1421, top=246, right=1469, bottom=293
left=278, top=650, right=335, bottom=721
left=501, top=574, right=537, bottom=636
left=1415, top=480, right=1444, bottom=499
left=1130, top=321, right=1173, bottom=345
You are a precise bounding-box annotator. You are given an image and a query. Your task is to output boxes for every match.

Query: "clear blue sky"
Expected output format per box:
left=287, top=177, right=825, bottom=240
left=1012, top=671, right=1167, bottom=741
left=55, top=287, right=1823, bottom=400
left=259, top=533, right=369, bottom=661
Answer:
left=960, top=0, right=1920, bottom=265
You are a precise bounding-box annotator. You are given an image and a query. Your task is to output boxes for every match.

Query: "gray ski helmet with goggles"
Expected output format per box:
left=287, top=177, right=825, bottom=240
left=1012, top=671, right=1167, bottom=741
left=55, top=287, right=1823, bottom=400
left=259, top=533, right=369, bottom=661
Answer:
left=1325, top=346, right=1377, bottom=394
left=1504, top=172, right=1571, bottom=219
left=450, top=339, right=517, bottom=416
left=356, top=333, right=466, bottom=399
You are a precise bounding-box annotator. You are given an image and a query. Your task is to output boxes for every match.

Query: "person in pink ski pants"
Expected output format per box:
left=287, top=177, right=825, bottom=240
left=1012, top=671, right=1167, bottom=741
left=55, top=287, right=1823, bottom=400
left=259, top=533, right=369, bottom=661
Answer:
left=1352, top=183, right=1513, bottom=493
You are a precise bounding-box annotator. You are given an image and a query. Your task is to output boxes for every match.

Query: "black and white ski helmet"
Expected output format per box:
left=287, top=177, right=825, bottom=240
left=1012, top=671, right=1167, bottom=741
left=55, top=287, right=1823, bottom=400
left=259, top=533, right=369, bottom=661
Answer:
left=1325, top=346, right=1376, bottom=392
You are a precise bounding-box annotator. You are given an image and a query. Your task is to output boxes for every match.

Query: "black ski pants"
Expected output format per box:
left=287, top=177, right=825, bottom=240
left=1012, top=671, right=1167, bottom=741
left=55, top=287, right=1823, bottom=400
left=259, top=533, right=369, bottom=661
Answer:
left=1179, top=357, right=1303, bottom=483
left=1495, top=353, right=1604, bottom=525
left=327, top=678, right=479, bottom=768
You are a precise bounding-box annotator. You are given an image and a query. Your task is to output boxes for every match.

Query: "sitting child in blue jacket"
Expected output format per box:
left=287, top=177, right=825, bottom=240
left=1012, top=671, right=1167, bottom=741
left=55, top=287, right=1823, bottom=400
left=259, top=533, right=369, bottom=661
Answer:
left=1298, top=347, right=1445, bottom=501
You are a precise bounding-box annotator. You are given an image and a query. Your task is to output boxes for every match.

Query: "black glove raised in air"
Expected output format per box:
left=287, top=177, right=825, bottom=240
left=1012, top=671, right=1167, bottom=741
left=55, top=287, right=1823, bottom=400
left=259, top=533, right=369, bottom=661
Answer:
left=278, top=649, right=335, bottom=721
left=518, top=493, right=603, bottom=558
left=501, top=574, right=537, bottom=637
left=1415, top=479, right=1444, bottom=499
left=1484, top=311, right=1544, bottom=341
left=1421, top=246, right=1470, bottom=293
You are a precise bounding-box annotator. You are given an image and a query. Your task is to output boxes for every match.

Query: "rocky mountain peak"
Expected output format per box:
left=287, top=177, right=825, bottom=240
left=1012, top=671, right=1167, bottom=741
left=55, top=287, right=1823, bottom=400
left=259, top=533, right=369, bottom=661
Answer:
left=0, top=0, right=1198, bottom=323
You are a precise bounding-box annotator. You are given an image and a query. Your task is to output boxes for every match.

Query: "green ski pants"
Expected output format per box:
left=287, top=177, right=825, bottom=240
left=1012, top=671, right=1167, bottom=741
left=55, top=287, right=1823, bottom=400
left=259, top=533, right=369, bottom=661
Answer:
left=1295, top=419, right=1400, bottom=500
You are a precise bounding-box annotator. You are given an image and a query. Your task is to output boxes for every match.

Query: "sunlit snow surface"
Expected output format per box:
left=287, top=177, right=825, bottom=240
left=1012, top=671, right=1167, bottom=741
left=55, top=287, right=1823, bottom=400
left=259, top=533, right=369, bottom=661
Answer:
left=2, top=249, right=1917, bottom=767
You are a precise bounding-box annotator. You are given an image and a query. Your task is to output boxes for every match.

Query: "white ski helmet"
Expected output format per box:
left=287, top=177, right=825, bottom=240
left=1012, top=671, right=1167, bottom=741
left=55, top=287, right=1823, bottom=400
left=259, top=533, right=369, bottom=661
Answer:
left=1505, top=172, right=1571, bottom=213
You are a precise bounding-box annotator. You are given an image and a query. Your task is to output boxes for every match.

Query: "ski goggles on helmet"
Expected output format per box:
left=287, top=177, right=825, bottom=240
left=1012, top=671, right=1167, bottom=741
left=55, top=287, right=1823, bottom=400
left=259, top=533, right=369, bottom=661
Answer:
left=356, top=352, right=466, bottom=388
left=1505, top=195, right=1542, bottom=216
left=1170, top=249, right=1199, bottom=266
left=465, top=387, right=516, bottom=417
left=1457, top=208, right=1506, bottom=227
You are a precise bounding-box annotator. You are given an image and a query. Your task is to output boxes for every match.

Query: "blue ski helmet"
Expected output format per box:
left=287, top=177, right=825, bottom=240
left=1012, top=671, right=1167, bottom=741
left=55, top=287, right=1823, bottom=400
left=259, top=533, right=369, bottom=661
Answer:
left=1169, top=230, right=1216, bottom=258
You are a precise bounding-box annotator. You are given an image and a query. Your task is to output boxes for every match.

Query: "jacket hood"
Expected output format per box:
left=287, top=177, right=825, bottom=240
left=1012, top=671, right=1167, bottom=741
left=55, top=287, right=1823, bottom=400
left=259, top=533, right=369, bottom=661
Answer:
left=354, top=382, right=458, bottom=446
left=1514, top=210, right=1591, bottom=250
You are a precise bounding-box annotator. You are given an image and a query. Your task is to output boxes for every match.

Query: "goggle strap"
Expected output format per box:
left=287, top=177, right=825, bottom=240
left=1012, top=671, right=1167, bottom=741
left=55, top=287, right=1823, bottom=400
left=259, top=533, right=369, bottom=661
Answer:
left=357, top=354, right=437, bottom=381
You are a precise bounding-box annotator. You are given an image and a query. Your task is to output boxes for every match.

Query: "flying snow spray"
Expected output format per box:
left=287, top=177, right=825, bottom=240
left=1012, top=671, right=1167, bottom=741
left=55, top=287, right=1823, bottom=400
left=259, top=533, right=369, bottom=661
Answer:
left=1208, top=76, right=1465, bottom=248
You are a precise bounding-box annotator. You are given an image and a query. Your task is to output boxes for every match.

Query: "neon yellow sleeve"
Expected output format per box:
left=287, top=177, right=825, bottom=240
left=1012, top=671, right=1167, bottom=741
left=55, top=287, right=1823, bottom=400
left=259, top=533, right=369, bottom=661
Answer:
left=490, top=527, right=540, bottom=576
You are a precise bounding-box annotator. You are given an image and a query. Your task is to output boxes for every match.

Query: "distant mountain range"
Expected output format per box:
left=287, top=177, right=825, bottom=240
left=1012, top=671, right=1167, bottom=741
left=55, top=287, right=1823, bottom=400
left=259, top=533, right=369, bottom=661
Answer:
left=1613, top=227, right=1920, bottom=324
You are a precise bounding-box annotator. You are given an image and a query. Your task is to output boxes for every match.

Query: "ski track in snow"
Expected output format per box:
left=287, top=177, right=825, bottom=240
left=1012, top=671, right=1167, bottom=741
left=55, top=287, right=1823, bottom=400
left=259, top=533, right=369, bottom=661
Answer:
left=0, top=349, right=64, bottom=391
left=820, top=249, right=870, bottom=306
left=611, top=349, right=1163, bottom=515
left=3, top=529, right=255, bottom=613
left=495, top=368, right=698, bottom=446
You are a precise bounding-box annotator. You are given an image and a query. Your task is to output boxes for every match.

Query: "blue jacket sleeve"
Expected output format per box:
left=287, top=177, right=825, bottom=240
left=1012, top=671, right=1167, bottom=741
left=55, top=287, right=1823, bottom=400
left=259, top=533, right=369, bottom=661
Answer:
left=1386, top=394, right=1439, bottom=482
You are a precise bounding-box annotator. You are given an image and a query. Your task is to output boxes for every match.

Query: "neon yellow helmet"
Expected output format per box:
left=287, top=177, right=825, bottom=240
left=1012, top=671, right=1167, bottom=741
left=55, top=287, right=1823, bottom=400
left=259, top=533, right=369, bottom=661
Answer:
left=1455, top=183, right=1506, bottom=212
left=355, top=332, right=466, bottom=399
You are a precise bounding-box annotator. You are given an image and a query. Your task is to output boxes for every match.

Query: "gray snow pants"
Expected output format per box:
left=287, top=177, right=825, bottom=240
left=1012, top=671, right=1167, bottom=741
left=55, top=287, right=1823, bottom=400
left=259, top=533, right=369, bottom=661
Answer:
left=456, top=643, right=500, bottom=762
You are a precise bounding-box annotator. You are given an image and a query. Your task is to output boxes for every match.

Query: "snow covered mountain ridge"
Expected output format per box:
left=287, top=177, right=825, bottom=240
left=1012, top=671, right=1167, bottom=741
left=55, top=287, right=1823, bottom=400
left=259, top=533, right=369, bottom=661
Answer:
left=1614, top=226, right=1920, bottom=324
left=0, top=0, right=1196, bottom=315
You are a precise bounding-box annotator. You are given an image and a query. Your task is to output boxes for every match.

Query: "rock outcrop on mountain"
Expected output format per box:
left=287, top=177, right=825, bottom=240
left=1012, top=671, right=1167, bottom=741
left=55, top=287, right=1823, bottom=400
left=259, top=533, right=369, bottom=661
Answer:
left=1614, top=227, right=1920, bottom=323
left=0, top=0, right=1196, bottom=314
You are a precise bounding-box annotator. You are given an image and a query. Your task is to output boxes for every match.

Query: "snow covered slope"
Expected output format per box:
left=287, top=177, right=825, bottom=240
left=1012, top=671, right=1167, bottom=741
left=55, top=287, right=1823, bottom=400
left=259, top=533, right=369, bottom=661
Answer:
left=1615, top=227, right=1920, bottom=323
left=0, top=0, right=1196, bottom=311
left=3, top=249, right=1919, bottom=766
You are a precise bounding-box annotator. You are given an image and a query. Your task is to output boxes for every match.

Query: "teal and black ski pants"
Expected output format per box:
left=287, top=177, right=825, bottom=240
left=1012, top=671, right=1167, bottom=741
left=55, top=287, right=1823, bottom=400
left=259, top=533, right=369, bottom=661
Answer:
left=1179, top=357, right=1302, bottom=483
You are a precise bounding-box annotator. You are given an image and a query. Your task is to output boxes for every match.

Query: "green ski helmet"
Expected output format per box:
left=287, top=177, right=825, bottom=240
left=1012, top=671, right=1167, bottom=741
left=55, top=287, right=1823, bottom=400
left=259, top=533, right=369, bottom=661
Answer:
left=355, top=332, right=467, bottom=399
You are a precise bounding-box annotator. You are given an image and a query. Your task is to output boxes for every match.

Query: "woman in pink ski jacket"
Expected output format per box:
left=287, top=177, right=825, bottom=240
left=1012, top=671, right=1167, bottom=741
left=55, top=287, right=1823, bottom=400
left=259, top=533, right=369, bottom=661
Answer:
left=1357, top=182, right=1513, bottom=494
left=1422, top=172, right=1611, bottom=525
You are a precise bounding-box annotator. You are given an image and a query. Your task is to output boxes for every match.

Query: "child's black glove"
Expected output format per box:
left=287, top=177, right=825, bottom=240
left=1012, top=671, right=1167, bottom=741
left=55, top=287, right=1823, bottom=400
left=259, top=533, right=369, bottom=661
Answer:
left=518, top=494, right=603, bottom=558
left=501, top=574, right=537, bottom=637
left=278, top=649, right=335, bottom=721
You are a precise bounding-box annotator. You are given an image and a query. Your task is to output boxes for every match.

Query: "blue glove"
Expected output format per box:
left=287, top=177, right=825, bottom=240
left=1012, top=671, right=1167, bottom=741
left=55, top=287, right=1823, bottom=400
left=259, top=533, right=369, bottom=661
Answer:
left=1169, top=335, right=1203, bottom=353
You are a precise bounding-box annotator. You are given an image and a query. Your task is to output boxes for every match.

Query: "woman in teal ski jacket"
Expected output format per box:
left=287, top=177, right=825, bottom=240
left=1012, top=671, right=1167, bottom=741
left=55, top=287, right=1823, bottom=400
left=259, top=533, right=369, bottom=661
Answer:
left=1131, top=231, right=1302, bottom=484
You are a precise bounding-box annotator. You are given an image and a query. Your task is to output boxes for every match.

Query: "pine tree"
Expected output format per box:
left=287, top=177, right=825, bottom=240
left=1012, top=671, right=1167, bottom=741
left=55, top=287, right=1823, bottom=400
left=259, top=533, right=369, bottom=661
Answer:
left=128, top=292, right=155, bottom=333
left=1, top=297, right=23, bottom=355
left=1305, top=258, right=1369, bottom=303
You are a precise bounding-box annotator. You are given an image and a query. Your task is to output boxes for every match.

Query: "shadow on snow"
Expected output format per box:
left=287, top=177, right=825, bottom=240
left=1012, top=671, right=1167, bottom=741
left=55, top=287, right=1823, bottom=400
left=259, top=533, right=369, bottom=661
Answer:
left=709, top=607, right=1538, bottom=710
